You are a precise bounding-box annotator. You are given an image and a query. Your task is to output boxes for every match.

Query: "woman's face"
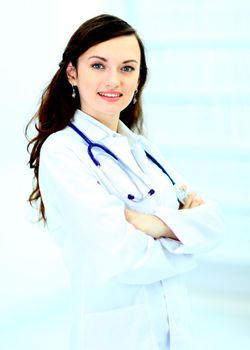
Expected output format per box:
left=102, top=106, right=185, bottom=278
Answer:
left=67, top=35, right=141, bottom=131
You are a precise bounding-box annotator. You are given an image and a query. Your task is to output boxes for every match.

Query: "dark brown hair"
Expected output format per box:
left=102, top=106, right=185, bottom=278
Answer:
left=26, top=14, right=148, bottom=221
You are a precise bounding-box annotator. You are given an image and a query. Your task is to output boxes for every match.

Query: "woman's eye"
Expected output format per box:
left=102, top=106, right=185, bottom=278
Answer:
left=92, top=63, right=104, bottom=70
left=121, top=66, right=135, bottom=72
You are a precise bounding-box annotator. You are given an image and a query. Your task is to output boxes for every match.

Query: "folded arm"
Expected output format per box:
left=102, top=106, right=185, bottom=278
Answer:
left=39, top=136, right=196, bottom=286
left=125, top=186, right=205, bottom=240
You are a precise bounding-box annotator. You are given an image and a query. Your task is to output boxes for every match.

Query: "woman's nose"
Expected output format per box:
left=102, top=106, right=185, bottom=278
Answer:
left=104, top=70, right=120, bottom=88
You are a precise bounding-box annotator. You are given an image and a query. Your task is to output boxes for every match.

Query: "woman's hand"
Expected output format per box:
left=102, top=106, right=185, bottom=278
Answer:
left=125, top=209, right=178, bottom=240
left=178, top=184, right=205, bottom=209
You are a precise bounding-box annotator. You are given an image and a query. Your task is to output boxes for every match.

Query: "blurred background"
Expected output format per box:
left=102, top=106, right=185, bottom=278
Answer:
left=0, top=0, right=249, bottom=349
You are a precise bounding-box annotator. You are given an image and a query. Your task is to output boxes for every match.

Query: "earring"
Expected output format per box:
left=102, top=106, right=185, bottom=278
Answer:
left=72, top=85, right=76, bottom=98
left=133, top=89, right=138, bottom=104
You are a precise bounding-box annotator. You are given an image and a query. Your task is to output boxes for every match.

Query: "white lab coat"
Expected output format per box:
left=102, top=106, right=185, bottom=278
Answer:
left=39, top=109, right=223, bottom=350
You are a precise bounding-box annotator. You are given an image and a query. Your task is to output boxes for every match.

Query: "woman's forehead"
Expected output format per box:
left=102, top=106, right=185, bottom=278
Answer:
left=81, top=35, right=141, bottom=62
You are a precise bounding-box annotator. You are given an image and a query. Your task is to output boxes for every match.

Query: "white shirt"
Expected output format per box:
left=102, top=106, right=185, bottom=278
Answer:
left=39, top=109, right=224, bottom=350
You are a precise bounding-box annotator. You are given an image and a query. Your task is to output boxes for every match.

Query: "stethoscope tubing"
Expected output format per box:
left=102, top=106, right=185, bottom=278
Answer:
left=68, top=122, right=188, bottom=204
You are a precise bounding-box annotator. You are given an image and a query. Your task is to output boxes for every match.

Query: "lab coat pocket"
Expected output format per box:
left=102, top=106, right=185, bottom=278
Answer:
left=82, top=304, right=156, bottom=350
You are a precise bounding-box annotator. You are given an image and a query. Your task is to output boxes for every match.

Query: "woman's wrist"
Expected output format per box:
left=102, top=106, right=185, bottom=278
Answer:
left=154, top=216, right=178, bottom=240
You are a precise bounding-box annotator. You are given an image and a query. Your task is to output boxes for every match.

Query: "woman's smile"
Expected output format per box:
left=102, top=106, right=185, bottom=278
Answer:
left=98, top=90, right=123, bottom=102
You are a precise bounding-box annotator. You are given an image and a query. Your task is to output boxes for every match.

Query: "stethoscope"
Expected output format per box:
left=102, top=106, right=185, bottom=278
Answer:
left=69, top=122, right=188, bottom=204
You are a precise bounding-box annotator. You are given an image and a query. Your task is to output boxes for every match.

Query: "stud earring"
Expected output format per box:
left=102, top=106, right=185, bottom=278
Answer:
left=72, top=85, right=76, bottom=99
left=133, top=89, right=138, bottom=104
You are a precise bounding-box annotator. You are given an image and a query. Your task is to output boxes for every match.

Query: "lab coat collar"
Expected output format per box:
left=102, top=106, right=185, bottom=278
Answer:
left=117, top=120, right=140, bottom=145
left=71, top=109, right=140, bottom=145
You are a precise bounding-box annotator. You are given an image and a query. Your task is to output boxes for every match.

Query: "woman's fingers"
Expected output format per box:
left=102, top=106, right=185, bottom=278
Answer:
left=189, top=195, right=205, bottom=208
left=182, top=192, right=205, bottom=209
left=182, top=192, right=195, bottom=209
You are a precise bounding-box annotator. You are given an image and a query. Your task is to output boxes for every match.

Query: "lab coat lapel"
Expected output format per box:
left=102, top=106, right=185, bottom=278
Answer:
left=101, top=136, right=144, bottom=175
left=73, top=110, right=144, bottom=174
left=72, top=110, right=155, bottom=191
left=71, top=111, right=159, bottom=211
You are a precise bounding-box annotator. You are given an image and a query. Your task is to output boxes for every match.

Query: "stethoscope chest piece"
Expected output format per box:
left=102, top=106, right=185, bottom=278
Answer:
left=174, top=185, right=188, bottom=205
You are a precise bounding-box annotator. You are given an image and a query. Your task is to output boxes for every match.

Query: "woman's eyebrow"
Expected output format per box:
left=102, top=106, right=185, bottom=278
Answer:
left=88, top=55, right=107, bottom=62
left=88, top=56, right=138, bottom=64
left=123, top=59, right=139, bottom=64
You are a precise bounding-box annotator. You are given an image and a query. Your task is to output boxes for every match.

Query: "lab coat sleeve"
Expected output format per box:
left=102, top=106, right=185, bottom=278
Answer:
left=39, top=135, right=195, bottom=286
left=155, top=201, right=224, bottom=254
left=140, top=137, right=224, bottom=255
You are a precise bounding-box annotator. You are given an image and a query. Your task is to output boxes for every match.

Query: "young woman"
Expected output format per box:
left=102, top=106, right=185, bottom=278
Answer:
left=26, top=14, right=223, bottom=350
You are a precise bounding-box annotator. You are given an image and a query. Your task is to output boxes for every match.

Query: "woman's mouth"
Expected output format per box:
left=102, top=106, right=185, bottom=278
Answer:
left=98, top=91, right=123, bottom=102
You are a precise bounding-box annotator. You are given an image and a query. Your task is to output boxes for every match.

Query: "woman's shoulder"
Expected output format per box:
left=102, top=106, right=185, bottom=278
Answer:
left=41, top=126, right=80, bottom=154
left=40, top=126, right=91, bottom=168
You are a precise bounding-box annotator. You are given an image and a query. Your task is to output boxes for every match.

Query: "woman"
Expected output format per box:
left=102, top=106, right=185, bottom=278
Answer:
left=26, top=14, right=223, bottom=350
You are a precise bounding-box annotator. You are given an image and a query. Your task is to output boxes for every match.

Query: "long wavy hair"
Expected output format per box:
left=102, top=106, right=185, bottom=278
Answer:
left=26, top=14, right=148, bottom=222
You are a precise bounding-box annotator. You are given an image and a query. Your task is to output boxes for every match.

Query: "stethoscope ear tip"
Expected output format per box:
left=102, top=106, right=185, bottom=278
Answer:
left=148, top=189, right=155, bottom=196
left=127, top=189, right=155, bottom=202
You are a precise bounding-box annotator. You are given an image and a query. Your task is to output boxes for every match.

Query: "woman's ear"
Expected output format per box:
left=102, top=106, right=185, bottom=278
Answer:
left=66, top=62, right=77, bottom=84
